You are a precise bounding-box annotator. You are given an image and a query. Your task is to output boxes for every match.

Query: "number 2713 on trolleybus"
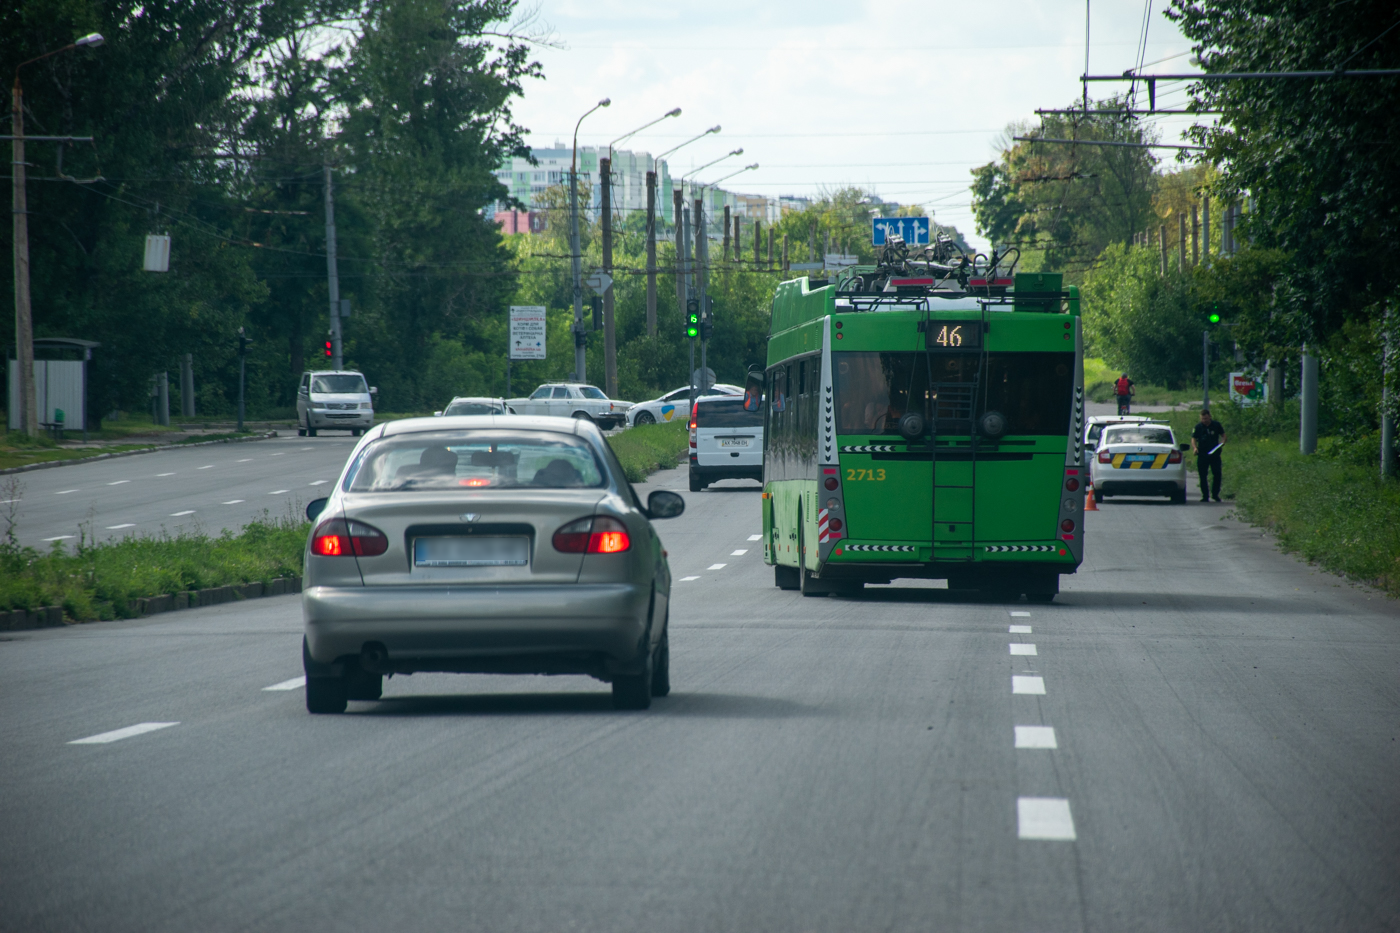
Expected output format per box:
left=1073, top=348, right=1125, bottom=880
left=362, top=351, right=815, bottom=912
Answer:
left=754, top=266, right=1086, bottom=603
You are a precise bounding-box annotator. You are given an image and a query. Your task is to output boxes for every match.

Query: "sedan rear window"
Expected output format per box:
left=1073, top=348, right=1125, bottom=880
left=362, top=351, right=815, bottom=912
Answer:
left=578, top=386, right=608, bottom=400
left=443, top=401, right=504, bottom=416
left=346, top=430, right=606, bottom=491
left=1105, top=427, right=1174, bottom=445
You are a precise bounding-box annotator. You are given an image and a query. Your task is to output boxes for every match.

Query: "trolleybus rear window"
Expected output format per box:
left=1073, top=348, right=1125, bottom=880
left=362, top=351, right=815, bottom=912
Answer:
left=834, top=351, right=1074, bottom=436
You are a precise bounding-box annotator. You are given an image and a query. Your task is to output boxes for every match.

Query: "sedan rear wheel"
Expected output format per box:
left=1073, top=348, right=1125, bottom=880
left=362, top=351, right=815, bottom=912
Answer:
left=572, top=411, right=594, bottom=423
left=650, top=630, right=670, bottom=697
left=635, top=410, right=656, bottom=425
left=612, top=650, right=653, bottom=710
left=345, top=665, right=382, bottom=701
left=306, top=676, right=347, bottom=713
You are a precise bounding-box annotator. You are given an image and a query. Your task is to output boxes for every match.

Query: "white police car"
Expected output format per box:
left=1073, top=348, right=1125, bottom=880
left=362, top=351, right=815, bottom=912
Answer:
left=1090, top=422, right=1190, bottom=503
left=627, top=384, right=741, bottom=426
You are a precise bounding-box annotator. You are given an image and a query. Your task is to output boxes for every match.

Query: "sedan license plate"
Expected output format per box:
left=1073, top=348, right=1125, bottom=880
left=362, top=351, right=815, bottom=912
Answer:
left=414, top=536, right=529, bottom=567
left=718, top=437, right=751, bottom=448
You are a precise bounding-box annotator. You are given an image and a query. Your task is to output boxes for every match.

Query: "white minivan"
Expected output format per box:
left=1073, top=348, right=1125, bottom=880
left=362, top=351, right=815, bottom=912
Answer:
left=296, top=370, right=376, bottom=437
left=688, top=394, right=764, bottom=491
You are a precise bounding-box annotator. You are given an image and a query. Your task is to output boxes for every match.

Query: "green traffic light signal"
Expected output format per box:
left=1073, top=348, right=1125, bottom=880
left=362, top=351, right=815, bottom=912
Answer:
left=1208, top=312, right=1221, bottom=324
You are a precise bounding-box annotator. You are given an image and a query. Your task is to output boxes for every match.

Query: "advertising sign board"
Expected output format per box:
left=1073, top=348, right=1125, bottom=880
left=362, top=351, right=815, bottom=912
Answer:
left=1228, top=372, right=1268, bottom=407
left=509, top=306, right=547, bottom=360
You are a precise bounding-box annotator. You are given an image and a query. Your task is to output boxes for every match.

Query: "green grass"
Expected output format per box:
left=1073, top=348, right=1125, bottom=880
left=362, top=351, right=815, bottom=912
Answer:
left=607, top=421, right=689, bottom=483
left=1157, top=403, right=1400, bottom=597
left=0, top=510, right=308, bottom=620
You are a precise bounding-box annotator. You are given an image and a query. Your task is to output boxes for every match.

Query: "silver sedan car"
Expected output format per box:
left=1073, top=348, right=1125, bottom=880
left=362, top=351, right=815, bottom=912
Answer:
left=300, top=415, right=684, bottom=713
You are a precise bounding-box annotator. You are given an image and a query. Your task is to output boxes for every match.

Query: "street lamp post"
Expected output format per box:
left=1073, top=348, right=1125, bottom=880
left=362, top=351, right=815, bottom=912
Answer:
left=570, top=98, right=610, bottom=384
left=601, top=107, right=680, bottom=394
left=11, top=32, right=103, bottom=436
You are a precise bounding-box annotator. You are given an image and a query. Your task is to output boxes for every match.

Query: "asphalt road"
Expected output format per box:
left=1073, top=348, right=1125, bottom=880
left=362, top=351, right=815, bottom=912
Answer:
left=2, top=468, right=1398, bottom=932
left=2, top=433, right=360, bottom=548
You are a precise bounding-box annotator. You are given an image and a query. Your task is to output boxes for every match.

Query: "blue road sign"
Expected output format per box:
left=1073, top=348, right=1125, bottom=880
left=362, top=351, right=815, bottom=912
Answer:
left=872, top=216, right=931, bottom=246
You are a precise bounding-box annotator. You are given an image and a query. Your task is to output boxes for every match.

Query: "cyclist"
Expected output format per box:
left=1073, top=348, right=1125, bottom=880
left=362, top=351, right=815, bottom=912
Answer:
left=1114, top=373, right=1136, bottom=415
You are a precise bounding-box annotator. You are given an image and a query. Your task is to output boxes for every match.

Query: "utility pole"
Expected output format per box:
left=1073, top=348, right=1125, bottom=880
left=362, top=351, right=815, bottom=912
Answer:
left=645, top=170, right=657, bottom=337
left=1191, top=205, right=1199, bottom=266
left=1178, top=213, right=1187, bottom=270
left=684, top=202, right=695, bottom=409
left=754, top=220, right=761, bottom=267
left=1202, top=198, right=1211, bottom=263
left=722, top=205, right=731, bottom=265
left=322, top=165, right=344, bottom=371
left=734, top=212, right=742, bottom=262
left=1300, top=344, right=1319, bottom=454
left=569, top=164, right=587, bottom=383
left=1159, top=224, right=1168, bottom=275
left=600, top=157, right=617, bottom=397
left=696, top=198, right=710, bottom=396
left=781, top=233, right=788, bottom=272
left=237, top=327, right=250, bottom=433
left=1383, top=305, right=1395, bottom=478
left=1202, top=330, right=1211, bottom=410
left=673, top=187, right=685, bottom=327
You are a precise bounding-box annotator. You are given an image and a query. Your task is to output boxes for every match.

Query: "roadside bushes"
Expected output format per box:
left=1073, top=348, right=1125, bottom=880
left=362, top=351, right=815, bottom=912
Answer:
left=607, top=421, right=688, bottom=484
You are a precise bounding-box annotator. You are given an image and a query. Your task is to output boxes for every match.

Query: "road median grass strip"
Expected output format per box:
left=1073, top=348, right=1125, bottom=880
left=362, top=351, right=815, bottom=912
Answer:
left=0, top=512, right=309, bottom=624
left=607, top=421, right=689, bottom=483
left=1163, top=403, right=1400, bottom=597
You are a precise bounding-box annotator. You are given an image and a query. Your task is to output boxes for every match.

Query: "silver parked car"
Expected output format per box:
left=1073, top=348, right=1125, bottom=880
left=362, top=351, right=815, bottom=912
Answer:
left=301, top=415, right=684, bottom=713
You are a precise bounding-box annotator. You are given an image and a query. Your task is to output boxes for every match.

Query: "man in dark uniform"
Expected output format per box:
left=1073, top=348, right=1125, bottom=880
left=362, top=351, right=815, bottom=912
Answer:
left=1191, top=409, right=1227, bottom=502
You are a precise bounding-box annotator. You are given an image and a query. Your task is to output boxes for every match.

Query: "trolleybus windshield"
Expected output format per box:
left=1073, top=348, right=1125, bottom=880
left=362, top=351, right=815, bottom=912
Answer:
left=833, top=351, right=1075, bottom=437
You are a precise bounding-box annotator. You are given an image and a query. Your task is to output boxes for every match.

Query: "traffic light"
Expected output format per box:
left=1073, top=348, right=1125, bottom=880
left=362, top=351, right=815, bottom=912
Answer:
left=685, top=298, right=700, bottom=338
left=324, top=340, right=333, bottom=358
left=1208, top=301, right=1222, bottom=324
left=700, top=314, right=713, bottom=342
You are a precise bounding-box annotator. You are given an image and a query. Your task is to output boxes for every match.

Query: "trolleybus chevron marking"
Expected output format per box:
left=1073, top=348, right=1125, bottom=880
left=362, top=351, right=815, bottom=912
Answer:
left=844, top=544, right=918, bottom=552
left=985, top=545, right=1057, bottom=552
left=841, top=445, right=899, bottom=453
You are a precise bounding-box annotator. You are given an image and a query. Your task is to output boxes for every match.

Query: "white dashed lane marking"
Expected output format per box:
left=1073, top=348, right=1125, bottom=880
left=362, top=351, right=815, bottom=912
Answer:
left=107, top=480, right=130, bottom=486
left=707, top=563, right=727, bottom=570
left=263, top=677, right=306, bottom=692
left=1010, top=644, right=1038, bottom=656
left=1015, top=726, right=1058, bottom=749
left=156, top=472, right=175, bottom=477
left=679, top=575, right=700, bottom=582
left=55, top=489, right=78, bottom=495
left=198, top=465, right=213, bottom=470
left=747, top=534, right=762, bottom=541
left=106, top=524, right=136, bottom=530
left=1017, top=798, right=1076, bottom=840
left=69, top=722, right=179, bottom=745
left=171, top=511, right=196, bottom=517
left=730, top=549, right=748, bottom=556
left=270, top=490, right=289, bottom=495
left=42, top=535, right=75, bottom=542
left=1012, top=676, right=1046, bottom=695
left=1009, top=625, right=1032, bottom=634
left=222, top=499, right=245, bottom=505
left=237, top=459, right=252, bottom=463
left=1010, top=611, right=1031, bottom=617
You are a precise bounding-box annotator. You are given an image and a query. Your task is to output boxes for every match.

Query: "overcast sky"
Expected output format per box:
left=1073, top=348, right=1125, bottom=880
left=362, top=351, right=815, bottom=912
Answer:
left=509, top=0, right=1207, bottom=251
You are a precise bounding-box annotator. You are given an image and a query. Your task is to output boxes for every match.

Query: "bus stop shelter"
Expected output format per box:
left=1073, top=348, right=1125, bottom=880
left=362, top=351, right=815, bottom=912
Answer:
left=6, top=338, right=100, bottom=440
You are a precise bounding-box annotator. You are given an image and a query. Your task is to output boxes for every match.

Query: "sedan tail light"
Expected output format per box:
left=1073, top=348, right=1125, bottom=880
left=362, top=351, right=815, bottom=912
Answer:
left=1097, top=448, right=1113, bottom=463
left=552, top=516, right=632, bottom=554
left=1168, top=448, right=1183, bottom=463
left=312, top=518, right=389, bottom=557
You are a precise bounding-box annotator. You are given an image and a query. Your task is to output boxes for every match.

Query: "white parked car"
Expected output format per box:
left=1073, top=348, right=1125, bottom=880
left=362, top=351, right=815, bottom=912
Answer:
left=506, top=383, right=632, bottom=429
left=1091, top=422, right=1190, bottom=503
left=688, top=394, right=764, bottom=491
left=627, top=384, right=741, bottom=426
left=1081, top=415, right=1163, bottom=470
left=434, top=397, right=506, bottom=417
left=296, top=370, right=376, bottom=437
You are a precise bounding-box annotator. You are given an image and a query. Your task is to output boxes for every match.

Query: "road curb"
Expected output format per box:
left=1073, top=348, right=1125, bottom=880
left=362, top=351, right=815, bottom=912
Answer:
left=0, top=431, right=279, bottom=477
left=1, top=575, right=304, bottom=632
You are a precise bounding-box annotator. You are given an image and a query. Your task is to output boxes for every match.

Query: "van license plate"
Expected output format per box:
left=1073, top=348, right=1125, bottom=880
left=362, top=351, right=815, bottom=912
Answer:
left=414, top=536, right=529, bottom=567
left=718, top=438, right=750, bottom=448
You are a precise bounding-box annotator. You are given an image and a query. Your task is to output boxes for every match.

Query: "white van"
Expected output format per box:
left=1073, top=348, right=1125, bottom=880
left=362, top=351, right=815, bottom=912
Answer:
left=296, top=370, right=376, bottom=437
left=688, top=394, right=764, bottom=491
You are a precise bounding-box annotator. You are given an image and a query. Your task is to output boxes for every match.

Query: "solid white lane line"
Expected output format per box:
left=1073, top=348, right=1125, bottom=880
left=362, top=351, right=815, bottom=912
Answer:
left=157, top=472, right=175, bottom=477
left=106, top=524, right=136, bottom=530
left=222, top=499, right=245, bottom=505
left=1017, top=798, right=1076, bottom=840
left=107, top=480, right=130, bottom=486
left=42, top=535, right=75, bottom=542
left=1012, top=676, right=1046, bottom=695
left=1010, top=611, right=1031, bottom=617
left=1015, top=726, right=1058, bottom=749
left=263, top=677, right=306, bottom=692
left=747, top=534, right=762, bottom=541
left=269, top=490, right=289, bottom=495
left=170, top=510, right=196, bottom=517
left=237, top=458, right=252, bottom=463
left=55, top=489, right=78, bottom=495
left=679, top=575, right=700, bottom=581
left=730, top=549, right=748, bottom=556
left=69, top=722, right=179, bottom=745
left=1009, top=625, right=1033, bottom=634
left=707, top=563, right=727, bottom=570
left=1010, top=643, right=1038, bottom=656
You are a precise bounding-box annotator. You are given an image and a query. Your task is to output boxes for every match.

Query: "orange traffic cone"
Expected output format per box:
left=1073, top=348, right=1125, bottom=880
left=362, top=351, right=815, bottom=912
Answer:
left=1084, top=482, right=1099, bottom=511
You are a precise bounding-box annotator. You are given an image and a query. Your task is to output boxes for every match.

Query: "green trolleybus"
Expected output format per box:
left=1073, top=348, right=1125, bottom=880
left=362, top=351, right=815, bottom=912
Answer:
left=758, top=246, right=1086, bottom=603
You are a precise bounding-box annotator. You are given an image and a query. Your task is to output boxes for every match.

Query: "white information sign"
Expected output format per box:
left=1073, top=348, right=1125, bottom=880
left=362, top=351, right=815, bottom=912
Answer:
left=509, top=306, right=547, bottom=360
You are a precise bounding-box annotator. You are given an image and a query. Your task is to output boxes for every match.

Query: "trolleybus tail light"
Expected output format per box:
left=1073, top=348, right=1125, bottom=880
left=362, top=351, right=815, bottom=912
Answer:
left=1064, top=477, right=1080, bottom=492
left=553, top=516, right=631, bottom=554
left=824, top=477, right=839, bottom=490
left=828, top=518, right=843, bottom=532
left=1097, top=448, right=1113, bottom=463
left=1059, top=519, right=1076, bottom=533
left=1168, top=449, right=1183, bottom=463
left=312, top=518, right=388, bottom=557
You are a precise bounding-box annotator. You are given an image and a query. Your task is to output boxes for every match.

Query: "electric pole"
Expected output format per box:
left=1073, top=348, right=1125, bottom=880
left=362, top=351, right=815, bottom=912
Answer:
left=600, top=157, right=617, bottom=396
left=11, top=77, right=36, bottom=434
left=323, top=165, right=344, bottom=371
left=674, top=187, right=686, bottom=330
left=645, top=170, right=657, bottom=337
left=570, top=165, right=587, bottom=383
left=696, top=197, right=710, bottom=396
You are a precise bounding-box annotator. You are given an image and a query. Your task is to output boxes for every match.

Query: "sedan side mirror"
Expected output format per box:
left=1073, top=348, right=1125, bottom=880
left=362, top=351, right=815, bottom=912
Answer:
left=369, top=387, right=378, bottom=395
left=646, top=490, right=685, bottom=519
left=306, top=497, right=329, bottom=521
left=433, top=411, right=443, bottom=417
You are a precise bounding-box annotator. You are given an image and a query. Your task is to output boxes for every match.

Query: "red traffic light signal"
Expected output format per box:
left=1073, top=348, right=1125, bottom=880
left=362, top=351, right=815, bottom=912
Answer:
left=324, top=341, right=333, bottom=357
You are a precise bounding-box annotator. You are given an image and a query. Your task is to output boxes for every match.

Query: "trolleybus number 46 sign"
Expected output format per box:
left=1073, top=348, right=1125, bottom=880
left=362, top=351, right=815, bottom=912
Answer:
left=926, top=323, right=982, bottom=350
